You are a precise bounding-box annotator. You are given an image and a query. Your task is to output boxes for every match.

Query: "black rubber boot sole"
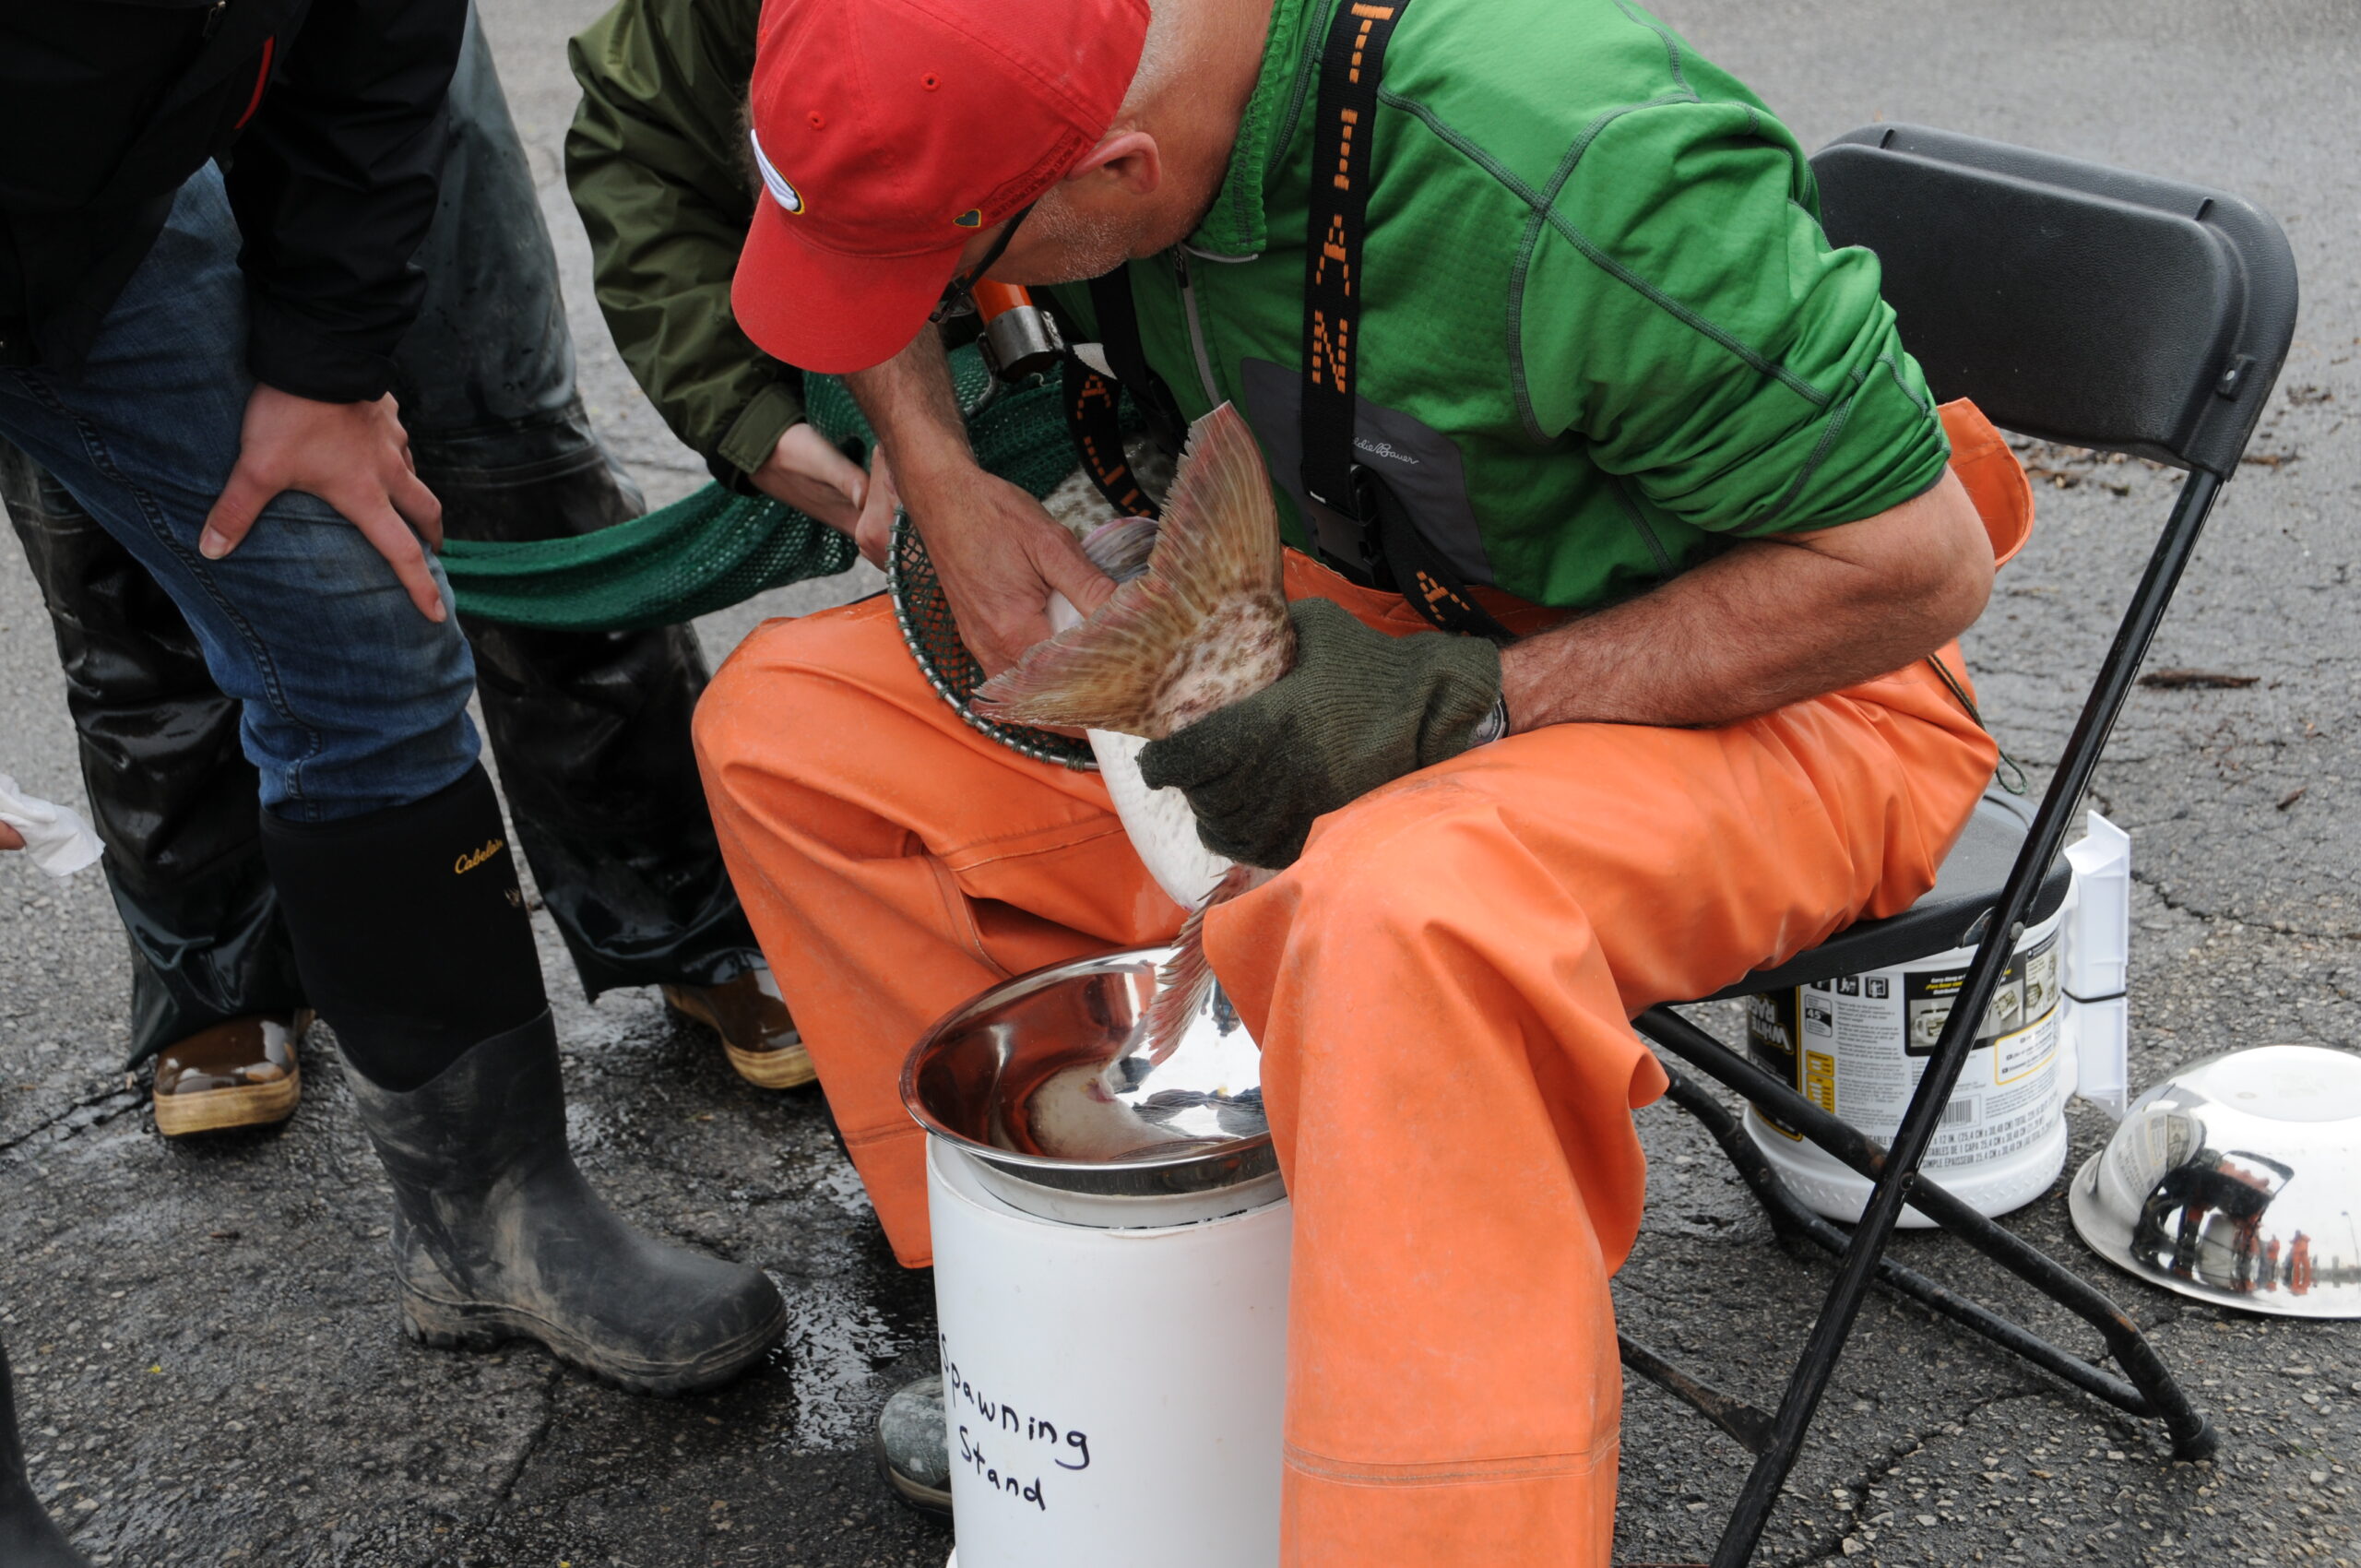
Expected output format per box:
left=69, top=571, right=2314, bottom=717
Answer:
left=400, top=1282, right=787, bottom=1398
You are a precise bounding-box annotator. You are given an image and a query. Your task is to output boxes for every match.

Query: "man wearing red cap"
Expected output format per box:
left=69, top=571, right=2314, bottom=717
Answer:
left=697, top=0, right=2035, bottom=1559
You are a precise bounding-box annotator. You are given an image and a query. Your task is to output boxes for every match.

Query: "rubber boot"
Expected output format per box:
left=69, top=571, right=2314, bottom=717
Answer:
left=344, top=1010, right=787, bottom=1396
left=875, top=1375, right=953, bottom=1518
left=0, top=1337, right=93, bottom=1568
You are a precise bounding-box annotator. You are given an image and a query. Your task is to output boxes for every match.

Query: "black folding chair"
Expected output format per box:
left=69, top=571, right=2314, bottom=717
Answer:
left=1619, top=124, right=2298, bottom=1568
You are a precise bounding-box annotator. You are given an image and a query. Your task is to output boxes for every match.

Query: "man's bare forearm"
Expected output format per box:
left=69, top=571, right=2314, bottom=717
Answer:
left=843, top=331, right=975, bottom=480
left=1498, top=469, right=1994, bottom=733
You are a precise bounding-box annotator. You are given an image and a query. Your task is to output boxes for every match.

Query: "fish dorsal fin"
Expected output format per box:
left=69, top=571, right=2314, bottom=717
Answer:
left=976, top=404, right=1289, bottom=738
left=1141, top=402, right=1282, bottom=624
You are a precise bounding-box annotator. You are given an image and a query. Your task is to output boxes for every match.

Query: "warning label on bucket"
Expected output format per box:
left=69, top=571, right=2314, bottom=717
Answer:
left=1746, top=924, right=2063, bottom=1168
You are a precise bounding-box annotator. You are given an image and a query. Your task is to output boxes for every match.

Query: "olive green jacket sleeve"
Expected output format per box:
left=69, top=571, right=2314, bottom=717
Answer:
left=565, top=0, right=802, bottom=490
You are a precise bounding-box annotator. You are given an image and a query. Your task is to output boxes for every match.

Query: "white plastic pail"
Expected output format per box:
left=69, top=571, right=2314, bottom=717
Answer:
left=1742, top=898, right=2070, bottom=1225
left=926, top=1137, right=1292, bottom=1568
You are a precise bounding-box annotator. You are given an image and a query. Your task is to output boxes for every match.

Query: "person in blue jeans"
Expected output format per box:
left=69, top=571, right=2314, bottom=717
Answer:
left=0, top=7, right=785, bottom=1518
left=2, top=6, right=812, bottom=1146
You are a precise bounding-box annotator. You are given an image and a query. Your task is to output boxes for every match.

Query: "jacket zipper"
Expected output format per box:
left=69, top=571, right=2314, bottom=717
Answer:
left=202, top=0, right=229, bottom=39
left=1170, top=250, right=1223, bottom=409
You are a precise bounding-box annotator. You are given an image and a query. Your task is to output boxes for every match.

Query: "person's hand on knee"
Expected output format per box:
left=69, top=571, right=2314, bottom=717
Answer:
left=197, top=386, right=448, bottom=622
left=1138, top=598, right=1504, bottom=867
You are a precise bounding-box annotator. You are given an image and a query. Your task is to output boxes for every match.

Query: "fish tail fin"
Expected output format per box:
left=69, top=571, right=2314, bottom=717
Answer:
left=1138, top=401, right=1282, bottom=633
left=973, top=403, right=1282, bottom=734
left=1140, top=863, right=1260, bottom=1063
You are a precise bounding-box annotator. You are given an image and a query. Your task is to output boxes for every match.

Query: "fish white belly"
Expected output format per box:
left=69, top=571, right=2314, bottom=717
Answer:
left=1088, top=730, right=1233, bottom=909
left=1047, top=591, right=1235, bottom=909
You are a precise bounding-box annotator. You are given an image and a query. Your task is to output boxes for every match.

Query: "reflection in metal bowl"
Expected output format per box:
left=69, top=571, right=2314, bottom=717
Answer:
left=2069, top=1044, right=2361, bottom=1319
left=901, top=947, right=1275, bottom=1207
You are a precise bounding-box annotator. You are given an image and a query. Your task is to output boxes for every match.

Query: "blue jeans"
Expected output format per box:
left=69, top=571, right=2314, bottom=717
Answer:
left=0, top=166, right=479, bottom=823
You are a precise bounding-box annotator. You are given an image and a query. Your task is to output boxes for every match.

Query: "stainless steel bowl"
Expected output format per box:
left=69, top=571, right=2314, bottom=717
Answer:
left=2069, top=1044, right=2361, bottom=1319
left=901, top=947, right=1275, bottom=1213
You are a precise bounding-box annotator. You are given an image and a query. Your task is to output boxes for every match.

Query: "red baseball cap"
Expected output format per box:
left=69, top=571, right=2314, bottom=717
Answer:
left=733, top=0, right=1150, bottom=374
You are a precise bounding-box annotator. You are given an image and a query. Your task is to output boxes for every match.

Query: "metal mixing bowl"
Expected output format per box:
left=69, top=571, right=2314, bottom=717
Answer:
left=901, top=947, right=1276, bottom=1211
left=2068, top=1044, right=2361, bottom=1319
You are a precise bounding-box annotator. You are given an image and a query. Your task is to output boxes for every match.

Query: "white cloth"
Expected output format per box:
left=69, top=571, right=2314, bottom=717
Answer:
left=0, top=773, right=103, bottom=878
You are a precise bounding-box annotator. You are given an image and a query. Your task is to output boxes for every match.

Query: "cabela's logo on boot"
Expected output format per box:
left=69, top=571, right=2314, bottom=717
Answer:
left=454, top=837, right=505, bottom=874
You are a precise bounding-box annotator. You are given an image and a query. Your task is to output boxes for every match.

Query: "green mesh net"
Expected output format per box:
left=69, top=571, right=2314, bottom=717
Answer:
left=441, top=345, right=1079, bottom=633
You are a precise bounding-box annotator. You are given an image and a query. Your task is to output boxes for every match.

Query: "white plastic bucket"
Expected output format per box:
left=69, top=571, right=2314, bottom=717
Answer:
left=926, top=1136, right=1292, bottom=1568
left=1742, top=899, right=2070, bottom=1225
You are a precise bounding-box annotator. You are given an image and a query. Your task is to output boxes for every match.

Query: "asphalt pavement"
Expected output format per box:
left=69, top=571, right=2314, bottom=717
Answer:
left=2, top=0, right=2355, bottom=1563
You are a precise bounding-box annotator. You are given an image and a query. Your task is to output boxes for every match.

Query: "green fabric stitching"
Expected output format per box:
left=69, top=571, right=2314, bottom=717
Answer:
left=1608, top=475, right=1678, bottom=577
left=1536, top=204, right=1833, bottom=408
left=1750, top=367, right=1862, bottom=531
left=1877, top=350, right=1935, bottom=416
left=1607, top=0, right=1693, bottom=99
left=1508, top=89, right=1699, bottom=439
left=1378, top=86, right=1835, bottom=428
left=1266, top=0, right=1339, bottom=185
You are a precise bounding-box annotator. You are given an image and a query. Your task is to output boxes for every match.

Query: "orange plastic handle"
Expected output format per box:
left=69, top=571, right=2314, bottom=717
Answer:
left=970, top=279, right=1032, bottom=322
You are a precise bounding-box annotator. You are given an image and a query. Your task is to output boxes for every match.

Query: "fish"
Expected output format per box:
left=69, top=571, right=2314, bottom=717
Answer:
left=974, top=402, right=1296, bottom=1051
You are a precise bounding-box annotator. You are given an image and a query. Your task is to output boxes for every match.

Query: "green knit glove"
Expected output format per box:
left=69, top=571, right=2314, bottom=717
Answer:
left=1137, top=597, right=1503, bottom=869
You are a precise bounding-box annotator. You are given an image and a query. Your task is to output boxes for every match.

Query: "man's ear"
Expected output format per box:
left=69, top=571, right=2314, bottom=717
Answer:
left=1065, top=130, right=1161, bottom=197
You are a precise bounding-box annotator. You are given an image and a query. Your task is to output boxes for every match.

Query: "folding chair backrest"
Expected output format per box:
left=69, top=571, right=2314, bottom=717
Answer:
left=1811, top=125, right=2298, bottom=479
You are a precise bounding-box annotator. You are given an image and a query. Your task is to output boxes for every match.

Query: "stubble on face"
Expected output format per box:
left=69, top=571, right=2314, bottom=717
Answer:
left=1005, top=189, right=1145, bottom=284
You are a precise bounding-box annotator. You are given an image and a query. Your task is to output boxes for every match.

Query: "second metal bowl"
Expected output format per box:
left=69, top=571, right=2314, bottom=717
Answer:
left=2068, top=1043, right=2361, bottom=1319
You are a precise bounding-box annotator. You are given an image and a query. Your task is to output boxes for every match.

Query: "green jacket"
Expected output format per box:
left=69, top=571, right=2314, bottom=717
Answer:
left=1044, top=0, right=1951, bottom=611
left=571, top=0, right=1945, bottom=608
left=566, top=0, right=802, bottom=490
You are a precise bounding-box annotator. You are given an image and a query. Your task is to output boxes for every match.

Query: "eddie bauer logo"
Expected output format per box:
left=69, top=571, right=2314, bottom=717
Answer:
left=454, top=838, right=504, bottom=874
left=1353, top=436, right=1419, bottom=466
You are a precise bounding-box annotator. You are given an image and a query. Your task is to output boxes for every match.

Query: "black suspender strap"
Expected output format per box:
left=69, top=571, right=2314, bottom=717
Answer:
left=1299, top=0, right=1510, bottom=641
left=1369, top=476, right=1516, bottom=640
left=1299, top=0, right=1397, bottom=518
left=1088, top=268, right=1186, bottom=456
left=1062, top=269, right=1187, bottom=517
left=1063, top=358, right=1151, bottom=517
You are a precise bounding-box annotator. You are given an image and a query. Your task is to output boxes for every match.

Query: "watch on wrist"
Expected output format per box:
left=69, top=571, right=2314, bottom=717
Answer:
left=1470, top=693, right=1512, bottom=747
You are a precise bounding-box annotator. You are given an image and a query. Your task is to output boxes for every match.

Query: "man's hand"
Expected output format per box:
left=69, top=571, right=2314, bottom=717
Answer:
left=198, top=386, right=447, bottom=622
left=898, top=456, right=1114, bottom=673
left=845, top=331, right=1111, bottom=673
left=751, top=422, right=868, bottom=533
left=1137, top=599, right=1502, bottom=867
left=845, top=445, right=900, bottom=568
left=0, top=823, right=24, bottom=852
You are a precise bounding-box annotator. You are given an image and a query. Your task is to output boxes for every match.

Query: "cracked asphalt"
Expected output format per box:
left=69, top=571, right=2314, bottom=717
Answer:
left=2, top=0, right=2355, bottom=1564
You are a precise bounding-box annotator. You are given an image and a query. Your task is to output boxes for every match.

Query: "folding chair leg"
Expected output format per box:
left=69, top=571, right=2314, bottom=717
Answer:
left=1625, top=468, right=2229, bottom=1568
left=1618, top=1333, right=1776, bottom=1455
left=1640, top=1006, right=2216, bottom=1568
left=1653, top=1057, right=2200, bottom=1423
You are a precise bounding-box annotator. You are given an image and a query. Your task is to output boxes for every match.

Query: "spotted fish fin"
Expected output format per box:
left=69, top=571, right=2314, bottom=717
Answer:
left=1140, top=863, right=1262, bottom=1064
left=974, top=403, right=1285, bottom=738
